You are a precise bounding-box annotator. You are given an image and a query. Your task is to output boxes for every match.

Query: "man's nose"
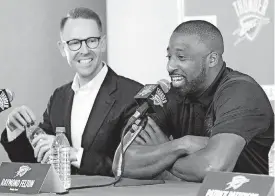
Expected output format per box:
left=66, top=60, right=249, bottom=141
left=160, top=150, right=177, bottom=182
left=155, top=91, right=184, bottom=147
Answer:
left=167, top=58, right=177, bottom=73
left=79, top=41, right=89, bottom=54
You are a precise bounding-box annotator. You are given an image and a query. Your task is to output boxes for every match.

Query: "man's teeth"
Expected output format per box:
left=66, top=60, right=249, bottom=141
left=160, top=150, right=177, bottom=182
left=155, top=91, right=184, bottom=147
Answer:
left=171, top=76, right=184, bottom=82
left=79, top=59, right=92, bottom=63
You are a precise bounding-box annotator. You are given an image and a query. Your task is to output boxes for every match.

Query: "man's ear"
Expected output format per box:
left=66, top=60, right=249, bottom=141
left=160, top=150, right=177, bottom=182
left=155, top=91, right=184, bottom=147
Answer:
left=208, top=52, right=219, bottom=67
left=100, top=35, right=107, bottom=52
left=57, top=41, right=66, bottom=57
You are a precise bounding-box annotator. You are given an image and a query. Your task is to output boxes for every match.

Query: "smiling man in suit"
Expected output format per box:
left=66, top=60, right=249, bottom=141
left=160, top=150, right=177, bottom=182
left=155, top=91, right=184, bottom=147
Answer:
left=1, top=7, right=142, bottom=176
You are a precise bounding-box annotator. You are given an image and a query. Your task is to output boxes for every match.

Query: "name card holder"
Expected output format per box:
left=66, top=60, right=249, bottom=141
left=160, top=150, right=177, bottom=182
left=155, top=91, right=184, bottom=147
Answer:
left=197, top=171, right=274, bottom=196
left=0, top=162, right=66, bottom=194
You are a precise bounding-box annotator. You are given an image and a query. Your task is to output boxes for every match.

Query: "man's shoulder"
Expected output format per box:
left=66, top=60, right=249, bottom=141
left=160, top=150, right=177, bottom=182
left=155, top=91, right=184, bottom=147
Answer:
left=107, top=66, right=143, bottom=90
left=107, top=71, right=143, bottom=105
left=114, top=75, right=143, bottom=101
left=116, top=75, right=143, bottom=89
left=112, top=75, right=143, bottom=96
left=51, top=81, right=73, bottom=96
left=215, top=68, right=265, bottom=98
left=221, top=68, right=257, bottom=86
left=213, top=68, right=272, bottom=113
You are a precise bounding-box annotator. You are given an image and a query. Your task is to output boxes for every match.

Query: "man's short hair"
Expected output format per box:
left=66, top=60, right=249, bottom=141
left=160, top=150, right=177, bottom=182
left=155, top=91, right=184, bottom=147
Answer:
left=174, top=20, right=224, bottom=54
left=60, top=7, right=102, bottom=32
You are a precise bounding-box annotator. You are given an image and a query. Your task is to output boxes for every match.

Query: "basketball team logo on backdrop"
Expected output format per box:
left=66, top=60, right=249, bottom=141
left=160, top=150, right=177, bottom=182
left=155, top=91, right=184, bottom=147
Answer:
left=232, top=0, right=270, bottom=46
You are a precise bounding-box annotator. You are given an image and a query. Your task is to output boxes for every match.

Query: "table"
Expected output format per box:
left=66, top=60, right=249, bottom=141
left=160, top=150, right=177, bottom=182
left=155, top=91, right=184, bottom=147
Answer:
left=0, top=176, right=201, bottom=196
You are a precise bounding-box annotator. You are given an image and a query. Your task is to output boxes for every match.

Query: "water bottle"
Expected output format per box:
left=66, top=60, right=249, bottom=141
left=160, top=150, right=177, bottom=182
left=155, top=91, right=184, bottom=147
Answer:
left=268, top=142, right=274, bottom=177
left=51, top=127, right=71, bottom=190
left=25, top=123, right=53, bottom=164
left=25, top=122, right=46, bottom=148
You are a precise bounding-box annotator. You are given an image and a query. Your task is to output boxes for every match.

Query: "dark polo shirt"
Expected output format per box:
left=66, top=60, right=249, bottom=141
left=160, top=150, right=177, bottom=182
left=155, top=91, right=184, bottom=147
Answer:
left=152, top=63, right=274, bottom=174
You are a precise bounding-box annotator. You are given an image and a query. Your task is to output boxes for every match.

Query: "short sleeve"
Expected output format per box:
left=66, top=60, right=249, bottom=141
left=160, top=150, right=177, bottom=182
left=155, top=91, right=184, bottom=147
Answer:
left=211, top=80, right=273, bottom=143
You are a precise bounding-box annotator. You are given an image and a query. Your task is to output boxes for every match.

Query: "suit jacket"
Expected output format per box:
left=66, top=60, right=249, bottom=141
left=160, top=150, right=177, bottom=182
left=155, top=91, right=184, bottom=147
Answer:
left=1, top=67, right=143, bottom=176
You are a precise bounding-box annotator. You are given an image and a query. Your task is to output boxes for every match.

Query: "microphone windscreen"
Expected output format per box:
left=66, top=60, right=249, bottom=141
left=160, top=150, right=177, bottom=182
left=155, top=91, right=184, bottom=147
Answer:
left=157, top=79, right=171, bottom=93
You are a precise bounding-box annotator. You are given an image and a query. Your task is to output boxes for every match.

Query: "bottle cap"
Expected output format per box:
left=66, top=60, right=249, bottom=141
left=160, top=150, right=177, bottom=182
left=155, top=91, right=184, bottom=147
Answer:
left=56, top=127, right=66, bottom=133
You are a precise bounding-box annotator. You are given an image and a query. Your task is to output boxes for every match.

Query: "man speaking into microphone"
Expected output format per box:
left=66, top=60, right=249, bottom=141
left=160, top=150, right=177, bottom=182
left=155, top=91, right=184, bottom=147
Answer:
left=112, top=20, right=274, bottom=182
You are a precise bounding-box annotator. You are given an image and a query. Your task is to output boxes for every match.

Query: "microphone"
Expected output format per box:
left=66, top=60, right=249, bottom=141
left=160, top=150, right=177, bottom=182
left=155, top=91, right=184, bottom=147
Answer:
left=119, top=78, right=171, bottom=155
left=0, top=89, right=14, bottom=113
left=157, top=79, right=171, bottom=93
left=115, top=79, right=170, bottom=179
left=126, top=79, right=171, bottom=128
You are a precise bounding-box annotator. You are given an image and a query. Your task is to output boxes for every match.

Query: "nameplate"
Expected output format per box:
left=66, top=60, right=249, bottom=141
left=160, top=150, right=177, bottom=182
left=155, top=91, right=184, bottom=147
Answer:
left=0, top=162, right=66, bottom=194
left=198, top=171, right=274, bottom=196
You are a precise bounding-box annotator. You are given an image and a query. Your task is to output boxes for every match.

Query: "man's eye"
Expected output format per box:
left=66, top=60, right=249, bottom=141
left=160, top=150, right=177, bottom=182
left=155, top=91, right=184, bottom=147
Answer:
left=87, top=38, right=97, bottom=43
left=68, top=40, right=80, bottom=46
left=178, top=56, right=187, bottom=61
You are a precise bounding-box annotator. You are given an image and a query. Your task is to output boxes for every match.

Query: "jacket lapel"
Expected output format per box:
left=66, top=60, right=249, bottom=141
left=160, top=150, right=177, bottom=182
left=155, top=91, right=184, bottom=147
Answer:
left=63, top=86, right=74, bottom=145
left=81, top=68, right=117, bottom=149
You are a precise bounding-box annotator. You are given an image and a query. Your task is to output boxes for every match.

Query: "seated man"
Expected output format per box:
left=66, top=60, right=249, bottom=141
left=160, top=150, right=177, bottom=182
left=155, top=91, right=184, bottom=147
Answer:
left=1, top=7, right=142, bottom=176
left=112, top=20, right=274, bottom=181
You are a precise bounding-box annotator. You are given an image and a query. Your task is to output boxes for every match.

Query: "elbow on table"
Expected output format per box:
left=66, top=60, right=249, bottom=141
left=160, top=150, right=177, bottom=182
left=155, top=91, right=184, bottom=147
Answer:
left=205, top=159, right=235, bottom=172
left=198, top=160, right=235, bottom=180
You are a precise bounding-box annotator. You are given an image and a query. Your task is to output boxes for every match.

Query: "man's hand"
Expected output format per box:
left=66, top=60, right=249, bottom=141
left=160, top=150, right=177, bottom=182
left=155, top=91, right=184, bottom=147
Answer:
left=133, top=117, right=169, bottom=145
left=32, top=134, right=55, bottom=163
left=7, top=105, right=36, bottom=132
left=177, top=135, right=209, bottom=155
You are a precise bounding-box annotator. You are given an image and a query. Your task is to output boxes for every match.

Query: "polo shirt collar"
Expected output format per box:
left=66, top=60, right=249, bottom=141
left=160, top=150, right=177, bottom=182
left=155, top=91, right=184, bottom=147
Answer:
left=185, top=62, right=227, bottom=106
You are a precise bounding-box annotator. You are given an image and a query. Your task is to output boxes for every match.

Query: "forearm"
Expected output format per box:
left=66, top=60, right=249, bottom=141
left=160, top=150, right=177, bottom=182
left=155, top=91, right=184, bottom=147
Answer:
left=170, top=152, right=212, bottom=182
left=170, top=148, right=234, bottom=182
left=170, top=134, right=242, bottom=182
left=113, top=140, right=185, bottom=179
left=6, top=124, right=24, bottom=142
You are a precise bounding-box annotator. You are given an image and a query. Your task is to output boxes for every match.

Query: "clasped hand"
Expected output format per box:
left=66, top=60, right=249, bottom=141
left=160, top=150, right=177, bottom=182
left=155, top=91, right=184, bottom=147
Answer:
left=132, top=116, right=209, bottom=154
left=132, top=116, right=170, bottom=145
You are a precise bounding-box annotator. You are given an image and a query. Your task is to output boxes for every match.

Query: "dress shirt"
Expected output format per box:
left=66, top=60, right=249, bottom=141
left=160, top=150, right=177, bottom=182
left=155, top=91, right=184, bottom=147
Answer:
left=70, top=63, right=108, bottom=168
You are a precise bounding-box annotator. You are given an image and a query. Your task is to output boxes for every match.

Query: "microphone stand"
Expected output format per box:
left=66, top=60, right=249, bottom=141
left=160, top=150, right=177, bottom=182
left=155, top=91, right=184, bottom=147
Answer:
left=115, top=117, right=148, bottom=181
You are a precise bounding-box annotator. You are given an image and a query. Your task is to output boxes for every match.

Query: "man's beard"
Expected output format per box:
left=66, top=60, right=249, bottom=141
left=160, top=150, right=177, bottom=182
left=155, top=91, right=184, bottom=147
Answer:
left=174, top=61, right=207, bottom=97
